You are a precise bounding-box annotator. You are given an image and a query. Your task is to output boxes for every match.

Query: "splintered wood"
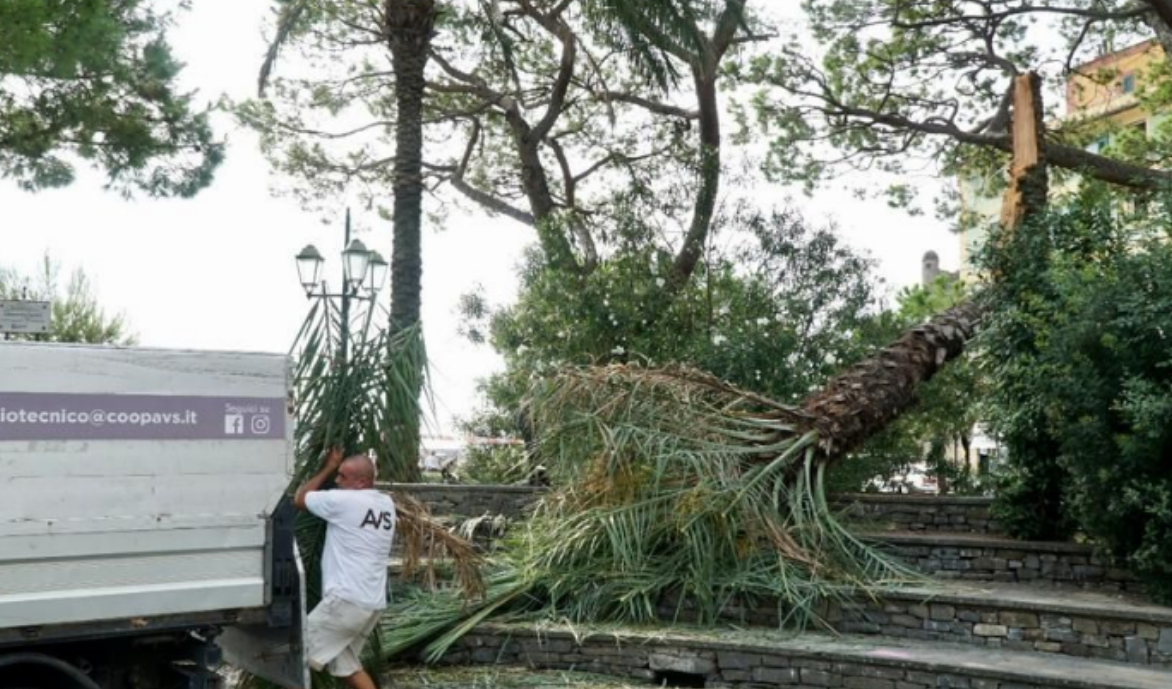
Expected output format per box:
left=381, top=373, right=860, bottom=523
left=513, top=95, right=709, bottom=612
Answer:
left=999, top=73, right=1044, bottom=231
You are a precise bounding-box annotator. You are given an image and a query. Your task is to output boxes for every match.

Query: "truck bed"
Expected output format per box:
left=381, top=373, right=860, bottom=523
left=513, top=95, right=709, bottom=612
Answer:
left=0, top=343, right=294, bottom=630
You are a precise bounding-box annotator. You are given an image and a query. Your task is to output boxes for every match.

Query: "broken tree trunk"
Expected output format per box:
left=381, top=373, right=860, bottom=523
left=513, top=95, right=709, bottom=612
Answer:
left=800, top=300, right=984, bottom=458
left=801, top=72, right=1048, bottom=461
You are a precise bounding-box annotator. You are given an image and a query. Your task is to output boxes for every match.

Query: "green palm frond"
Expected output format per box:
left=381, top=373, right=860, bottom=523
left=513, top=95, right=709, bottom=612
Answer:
left=579, top=0, right=699, bottom=89
left=369, top=363, right=919, bottom=664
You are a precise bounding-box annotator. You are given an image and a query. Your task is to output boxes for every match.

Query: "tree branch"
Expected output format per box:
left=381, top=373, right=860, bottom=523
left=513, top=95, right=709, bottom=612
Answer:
left=432, top=120, right=536, bottom=225
left=450, top=178, right=537, bottom=225
left=1145, top=0, right=1172, bottom=27
left=712, top=0, right=747, bottom=58
left=594, top=90, right=700, bottom=119
left=787, top=100, right=1172, bottom=191
left=531, top=19, right=576, bottom=140
left=547, top=138, right=598, bottom=271
left=892, top=3, right=1148, bottom=30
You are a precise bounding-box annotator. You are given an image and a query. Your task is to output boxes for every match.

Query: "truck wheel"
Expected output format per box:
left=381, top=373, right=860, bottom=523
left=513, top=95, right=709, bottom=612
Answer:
left=0, top=653, right=103, bottom=689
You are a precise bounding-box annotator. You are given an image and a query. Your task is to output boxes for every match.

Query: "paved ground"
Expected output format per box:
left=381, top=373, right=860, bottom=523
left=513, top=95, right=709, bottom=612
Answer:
left=385, top=666, right=647, bottom=688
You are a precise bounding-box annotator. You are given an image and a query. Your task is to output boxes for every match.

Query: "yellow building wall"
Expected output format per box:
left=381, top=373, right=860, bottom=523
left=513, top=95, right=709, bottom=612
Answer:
left=1066, top=40, right=1164, bottom=123
left=957, top=40, right=1166, bottom=276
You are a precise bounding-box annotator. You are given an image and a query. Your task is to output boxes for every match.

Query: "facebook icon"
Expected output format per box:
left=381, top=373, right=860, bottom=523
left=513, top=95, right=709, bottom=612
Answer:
left=224, top=414, right=244, bottom=435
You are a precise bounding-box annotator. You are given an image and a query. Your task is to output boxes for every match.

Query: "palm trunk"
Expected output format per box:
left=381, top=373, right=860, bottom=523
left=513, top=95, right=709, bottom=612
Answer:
left=799, top=299, right=985, bottom=460
left=800, top=74, right=1047, bottom=464
left=385, top=0, right=436, bottom=481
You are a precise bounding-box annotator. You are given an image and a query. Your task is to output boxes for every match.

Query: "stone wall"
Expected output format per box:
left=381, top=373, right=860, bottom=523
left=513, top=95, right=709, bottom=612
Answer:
left=833, top=494, right=999, bottom=534
left=660, top=592, right=1169, bottom=668
left=835, top=598, right=1172, bottom=668
left=442, top=626, right=1074, bottom=689
left=878, top=534, right=1141, bottom=590
left=381, top=483, right=544, bottom=519
left=384, top=484, right=999, bottom=535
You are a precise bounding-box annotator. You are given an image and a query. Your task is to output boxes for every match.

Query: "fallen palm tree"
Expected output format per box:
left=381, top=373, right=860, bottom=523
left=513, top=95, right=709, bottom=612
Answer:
left=371, top=297, right=983, bottom=662
left=374, top=72, right=1046, bottom=663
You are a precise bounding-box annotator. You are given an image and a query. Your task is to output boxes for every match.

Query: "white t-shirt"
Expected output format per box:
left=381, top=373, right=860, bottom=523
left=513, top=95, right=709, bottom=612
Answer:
left=305, top=489, right=396, bottom=610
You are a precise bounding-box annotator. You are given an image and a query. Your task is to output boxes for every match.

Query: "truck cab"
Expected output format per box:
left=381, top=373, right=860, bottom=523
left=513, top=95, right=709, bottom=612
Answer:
left=0, top=342, right=307, bottom=689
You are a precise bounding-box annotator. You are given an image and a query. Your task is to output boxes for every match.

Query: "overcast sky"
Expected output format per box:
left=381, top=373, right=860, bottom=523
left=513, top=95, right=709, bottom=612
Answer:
left=0, top=2, right=958, bottom=435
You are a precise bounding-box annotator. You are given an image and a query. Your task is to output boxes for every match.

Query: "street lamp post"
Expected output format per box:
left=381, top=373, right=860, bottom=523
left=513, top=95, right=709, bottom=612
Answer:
left=295, top=209, right=388, bottom=367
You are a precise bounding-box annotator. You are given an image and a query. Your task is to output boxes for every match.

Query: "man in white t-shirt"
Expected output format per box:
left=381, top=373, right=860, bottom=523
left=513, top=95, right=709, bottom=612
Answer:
left=294, top=448, right=396, bottom=689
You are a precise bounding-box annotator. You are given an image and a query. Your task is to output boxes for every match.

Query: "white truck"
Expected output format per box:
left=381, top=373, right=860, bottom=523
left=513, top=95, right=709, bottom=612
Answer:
left=0, top=342, right=308, bottom=689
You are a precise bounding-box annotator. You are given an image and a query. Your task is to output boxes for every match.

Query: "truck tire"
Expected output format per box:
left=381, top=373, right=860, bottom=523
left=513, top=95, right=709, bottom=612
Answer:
left=0, top=653, right=103, bottom=689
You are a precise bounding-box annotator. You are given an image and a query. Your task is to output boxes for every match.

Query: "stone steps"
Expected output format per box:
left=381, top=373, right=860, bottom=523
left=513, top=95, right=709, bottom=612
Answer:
left=384, top=484, right=1170, bottom=685
left=864, top=531, right=1141, bottom=590
left=835, top=582, right=1172, bottom=668
left=659, top=580, right=1172, bottom=668
left=442, top=623, right=1172, bottom=689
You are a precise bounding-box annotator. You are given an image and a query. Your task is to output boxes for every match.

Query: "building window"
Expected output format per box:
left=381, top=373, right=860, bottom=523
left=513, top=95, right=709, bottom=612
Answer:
left=1122, top=73, right=1137, bottom=94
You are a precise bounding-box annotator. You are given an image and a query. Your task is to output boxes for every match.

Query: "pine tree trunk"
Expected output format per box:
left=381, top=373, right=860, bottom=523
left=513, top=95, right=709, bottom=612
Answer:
left=385, top=0, right=435, bottom=481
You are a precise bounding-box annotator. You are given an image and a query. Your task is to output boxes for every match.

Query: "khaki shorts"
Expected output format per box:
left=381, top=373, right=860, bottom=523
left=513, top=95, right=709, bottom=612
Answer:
left=307, top=595, right=382, bottom=677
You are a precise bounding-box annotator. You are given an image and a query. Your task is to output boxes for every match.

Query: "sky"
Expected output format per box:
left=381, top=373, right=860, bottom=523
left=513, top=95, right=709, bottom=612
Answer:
left=0, top=2, right=958, bottom=435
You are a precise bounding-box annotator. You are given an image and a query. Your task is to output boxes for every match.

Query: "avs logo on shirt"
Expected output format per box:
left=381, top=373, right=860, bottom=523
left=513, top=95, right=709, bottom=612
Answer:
left=361, top=509, right=394, bottom=531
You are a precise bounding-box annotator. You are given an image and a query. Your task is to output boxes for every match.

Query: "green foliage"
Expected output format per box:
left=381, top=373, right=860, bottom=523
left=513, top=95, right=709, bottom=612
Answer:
left=290, top=300, right=427, bottom=498
left=739, top=0, right=1167, bottom=213
left=461, top=442, right=532, bottom=485
left=983, top=192, right=1172, bottom=600
left=0, top=0, right=221, bottom=195
left=378, top=365, right=919, bottom=664
left=240, top=0, right=762, bottom=279
left=579, top=0, right=745, bottom=90
left=0, top=256, right=134, bottom=345
left=255, top=303, right=429, bottom=688
left=470, top=207, right=887, bottom=425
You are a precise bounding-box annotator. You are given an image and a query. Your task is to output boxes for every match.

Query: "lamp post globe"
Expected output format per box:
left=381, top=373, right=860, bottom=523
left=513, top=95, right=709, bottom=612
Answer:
left=366, top=250, right=388, bottom=295
left=342, top=239, right=372, bottom=291
left=295, top=244, right=325, bottom=294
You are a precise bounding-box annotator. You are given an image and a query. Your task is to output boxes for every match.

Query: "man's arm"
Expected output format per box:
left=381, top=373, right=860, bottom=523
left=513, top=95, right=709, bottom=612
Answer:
left=294, top=447, right=343, bottom=511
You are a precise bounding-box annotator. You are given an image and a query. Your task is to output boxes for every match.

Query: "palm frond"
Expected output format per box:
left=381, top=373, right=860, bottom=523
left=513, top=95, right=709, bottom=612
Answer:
left=365, top=362, right=920, bottom=665
left=579, top=0, right=705, bottom=90
left=232, top=303, right=482, bottom=688
left=394, top=492, right=486, bottom=599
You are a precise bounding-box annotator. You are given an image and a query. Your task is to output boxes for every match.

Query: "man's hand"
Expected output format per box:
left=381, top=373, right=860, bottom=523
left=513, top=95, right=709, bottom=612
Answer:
left=296, top=447, right=345, bottom=511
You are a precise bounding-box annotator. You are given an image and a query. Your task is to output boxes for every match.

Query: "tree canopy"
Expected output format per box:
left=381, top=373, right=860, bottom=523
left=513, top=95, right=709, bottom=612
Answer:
left=240, top=0, right=757, bottom=292
left=743, top=0, right=1172, bottom=217
left=0, top=0, right=221, bottom=195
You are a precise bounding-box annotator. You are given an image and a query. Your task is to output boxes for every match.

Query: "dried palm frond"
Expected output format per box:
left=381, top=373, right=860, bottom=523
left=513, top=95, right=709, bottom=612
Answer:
left=393, top=491, right=485, bottom=599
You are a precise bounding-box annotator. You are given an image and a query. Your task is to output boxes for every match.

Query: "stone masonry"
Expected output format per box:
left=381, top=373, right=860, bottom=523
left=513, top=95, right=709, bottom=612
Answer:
left=832, top=493, right=999, bottom=534
left=833, top=598, right=1172, bottom=668
left=877, top=535, right=1142, bottom=591
left=381, top=483, right=544, bottom=520
left=441, top=626, right=1128, bottom=689
left=659, top=589, right=1171, bottom=668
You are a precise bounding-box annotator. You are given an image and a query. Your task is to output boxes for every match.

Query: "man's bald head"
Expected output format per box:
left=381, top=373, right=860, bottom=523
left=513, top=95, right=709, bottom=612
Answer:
left=337, top=454, right=376, bottom=489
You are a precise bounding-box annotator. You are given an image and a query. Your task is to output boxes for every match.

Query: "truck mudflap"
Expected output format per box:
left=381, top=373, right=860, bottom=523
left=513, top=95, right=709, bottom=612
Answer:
left=218, top=498, right=309, bottom=689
